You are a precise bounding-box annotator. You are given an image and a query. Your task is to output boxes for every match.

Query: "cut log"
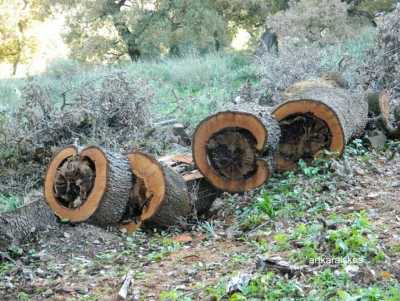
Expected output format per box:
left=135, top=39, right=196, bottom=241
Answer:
left=370, top=91, right=400, bottom=139
left=44, top=145, right=132, bottom=227
left=124, top=151, right=193, bottom=230
left=0, top=200, right=58, bottom=250
left=159, top=154, right=221, bottom=215
left=192, top=104, right=281, bottom=192
left=272, top=80, right=368, bottom=171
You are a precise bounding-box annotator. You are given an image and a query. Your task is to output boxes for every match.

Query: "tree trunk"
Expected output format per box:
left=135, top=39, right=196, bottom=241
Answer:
left=44, top=146, right=132, bottom=227
left=192, top=103, right=281, bottom=192
left=0, top=200, right=58, bottom=250
left=125, top=152, right=193, bottom=229
left=272, top=80, right=368, bottom=171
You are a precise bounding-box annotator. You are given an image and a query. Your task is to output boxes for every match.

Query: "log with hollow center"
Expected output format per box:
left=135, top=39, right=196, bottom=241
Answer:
left=44, top=145, right=132, bottom=227
left=192, top=109, right=281, bottom=192
left=123, top=151, right=192, bottom=230
left=276, top=113, right=332, bottom=170
left=272, top=80, right=368, bottom=171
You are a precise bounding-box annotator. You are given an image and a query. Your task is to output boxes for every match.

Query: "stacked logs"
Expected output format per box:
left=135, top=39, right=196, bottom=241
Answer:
left=3, top=76, right=397, bottom=248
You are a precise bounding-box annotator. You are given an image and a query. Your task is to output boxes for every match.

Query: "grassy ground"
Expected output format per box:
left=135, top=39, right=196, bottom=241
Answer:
left=1, top=141, right=399, bottom=300
left=2, top=30, right=398, bottom=300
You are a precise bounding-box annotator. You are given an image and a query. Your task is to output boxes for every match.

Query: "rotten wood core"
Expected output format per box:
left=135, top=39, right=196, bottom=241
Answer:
left=206, top=127, right=258, bottom=181
left=120, top=177, right=150, bottom=226
left=54, top=156, right=96, bottom=209
left=273, top=80, right=368, bottom=171
left=193, top=110, right=279, bottom=192
left=45, top=146, right=132, bottom=226
left=276, top=113, right=332, bottom=168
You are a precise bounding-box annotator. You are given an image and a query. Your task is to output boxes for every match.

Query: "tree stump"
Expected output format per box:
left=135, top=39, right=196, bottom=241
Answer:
left=44, top=145, right=132, bottom=227
left=272, top=80, right=368, bottom=171
left=0, top=200, right=58, bottom=250
left=192, top=105, right=281, bottom=192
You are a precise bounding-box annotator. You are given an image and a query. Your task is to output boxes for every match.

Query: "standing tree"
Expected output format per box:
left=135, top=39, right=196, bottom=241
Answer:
left=0, top=0, right=48, bottom=75
left=50, top=0, right=228, bottom=62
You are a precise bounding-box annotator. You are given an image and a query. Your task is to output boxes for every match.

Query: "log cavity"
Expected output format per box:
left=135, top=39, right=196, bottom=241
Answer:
left=277, top=113, right=332, bottom=164
left=54, top=156, right=96, bottom=209
left=122, top=176, right=151, bottom=224
left=206, top=127, right=258, bottom=180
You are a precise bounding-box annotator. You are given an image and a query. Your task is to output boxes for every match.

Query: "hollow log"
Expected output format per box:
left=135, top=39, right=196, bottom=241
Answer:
left=124, top=152, right=193, bottom=229
left=368, top=91, right=400, bottom=139
left=159, top=154, right=221, bottom=215
left=0, top=200, right=58, bottom=250
left=192, top=104, right=281, bottom=192
left=44, top=145, right=132, bottom=227
left=272, top=80, right=368, bottom=171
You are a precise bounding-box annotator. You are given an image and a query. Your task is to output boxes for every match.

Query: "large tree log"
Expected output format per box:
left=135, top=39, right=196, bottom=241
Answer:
left=123, top=152, right=193, bottom=230
left=0, top=200, right=58, bottom=250
left=192, top=104, right=281, bottom=192
left=44, top=145, right=132, bottom=227
left=272, top=80, right=368, bottom=171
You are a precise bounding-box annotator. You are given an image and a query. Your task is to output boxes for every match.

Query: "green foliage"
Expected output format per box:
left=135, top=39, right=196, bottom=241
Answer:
left=327, top=212, right=382, bottom=258
left=147, top=237, right=182, bottom=262
left=0, top=194, right=23, bottom=213
left=0, top=0, right=50, bottom=75
left=52, top=0, right=228, bottom=62
left=356, top=0, right=396, bottom=15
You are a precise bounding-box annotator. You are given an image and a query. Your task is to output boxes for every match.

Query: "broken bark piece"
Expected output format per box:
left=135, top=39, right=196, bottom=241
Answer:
left=368, top=90, right=400, bottom=139
left=192, top=105, right=281, bottom=192
left=118, top=270, right=133, bottom=300
left=125, top=151, right=192, bottom=229
left=44, top=145, right=132, bottom=227
left=0, top=200, right=58, bottom=250
left=256, top=255, right=311, bottom=278
left=272, top=80, right=368, bottom=171
left=160, top=154, right=221, bottom=215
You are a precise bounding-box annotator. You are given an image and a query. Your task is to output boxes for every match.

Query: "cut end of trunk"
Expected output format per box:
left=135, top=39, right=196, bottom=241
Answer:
left=193, top=111, right=271, bottom=192
left=273, top=100, right=345, bottom=172
left=44, top=146, right=108, bottom=222
left=126, top=151, right=166, bottom=224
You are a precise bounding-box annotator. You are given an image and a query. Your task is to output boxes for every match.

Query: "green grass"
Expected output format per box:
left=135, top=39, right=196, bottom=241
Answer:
left=0, top=51, right=255, bottom=126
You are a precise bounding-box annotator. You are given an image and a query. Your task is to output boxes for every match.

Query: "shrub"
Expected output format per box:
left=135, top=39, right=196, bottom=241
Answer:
left=0, top=71, right=153, bottom=194
left=362, top=5, right=400, bottom=101
left=267, top=0, right=369, bottom=45
left=255, top=28, right=376, bottom=103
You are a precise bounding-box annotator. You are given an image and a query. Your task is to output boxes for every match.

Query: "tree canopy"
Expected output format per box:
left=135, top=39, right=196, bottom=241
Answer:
left=48, top=0, right=289, bottom=63
left=0, top=0, right=49, bottom=75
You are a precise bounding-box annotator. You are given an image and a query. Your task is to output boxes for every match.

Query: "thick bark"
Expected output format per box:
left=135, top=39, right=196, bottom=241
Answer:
left=272, top=80, right=368, bottom=171
left=144, top=164, right=192, bottom=228
left=192, top=102, right=281, bottom=192
left=0, top=200, right=58, bottom=250
left=87, top=149, right=132, bottom=227
left=160, top=154, right=221, bottom=216
left=126, top=152, right=193, bottom=229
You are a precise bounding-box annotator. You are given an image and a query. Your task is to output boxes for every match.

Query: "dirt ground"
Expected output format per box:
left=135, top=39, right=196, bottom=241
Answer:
left=0, top=147, right=399, bottom=300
